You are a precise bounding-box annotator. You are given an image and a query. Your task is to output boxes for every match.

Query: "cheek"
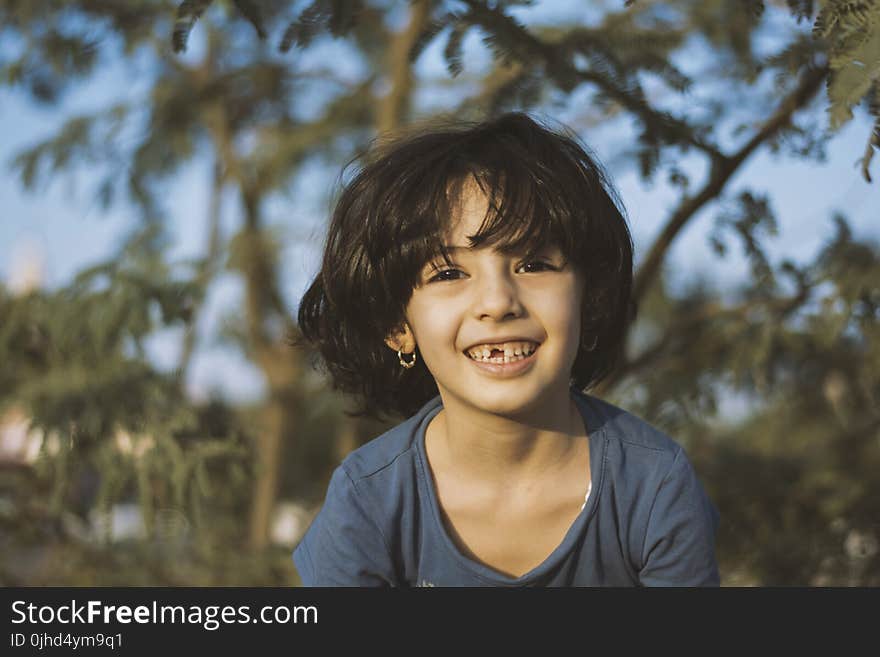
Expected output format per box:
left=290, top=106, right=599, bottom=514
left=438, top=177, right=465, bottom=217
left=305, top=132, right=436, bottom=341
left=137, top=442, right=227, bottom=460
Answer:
left=543, top=281, right=583, bottom=324
left=406, top=299, right=457, bottom=346
left=570, top=278, right=588, bottom=334
left=548, top=288, right=586, bottom=352
left=554, top=305, right=583, bottom=344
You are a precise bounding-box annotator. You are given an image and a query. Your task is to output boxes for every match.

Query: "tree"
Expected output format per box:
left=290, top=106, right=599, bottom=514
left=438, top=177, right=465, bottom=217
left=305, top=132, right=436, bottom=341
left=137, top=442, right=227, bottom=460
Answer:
left=174, top=0, right=880, bottom=180
left=1, top=0, right=877, bottom=584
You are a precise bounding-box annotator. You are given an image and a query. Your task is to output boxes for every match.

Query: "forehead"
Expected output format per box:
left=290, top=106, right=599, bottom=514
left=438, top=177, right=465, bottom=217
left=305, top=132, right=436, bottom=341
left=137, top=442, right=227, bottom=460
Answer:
left=443, top=177, right=491, bottom=237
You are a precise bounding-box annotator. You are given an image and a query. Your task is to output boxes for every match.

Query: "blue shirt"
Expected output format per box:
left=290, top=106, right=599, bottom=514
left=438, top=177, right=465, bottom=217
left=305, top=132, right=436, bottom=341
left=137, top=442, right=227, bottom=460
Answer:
left=293, top=386, right=721, bottom=586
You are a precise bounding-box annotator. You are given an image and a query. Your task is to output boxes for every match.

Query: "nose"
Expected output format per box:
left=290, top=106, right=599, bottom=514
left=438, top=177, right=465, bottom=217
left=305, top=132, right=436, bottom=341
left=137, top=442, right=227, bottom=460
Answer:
left=471, top=268, right=525, bottom=321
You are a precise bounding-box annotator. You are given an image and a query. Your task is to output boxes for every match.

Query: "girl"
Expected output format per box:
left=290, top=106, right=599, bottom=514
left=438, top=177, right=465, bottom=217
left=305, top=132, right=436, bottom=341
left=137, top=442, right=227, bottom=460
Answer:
left=291, top=112, right=720, bottom=586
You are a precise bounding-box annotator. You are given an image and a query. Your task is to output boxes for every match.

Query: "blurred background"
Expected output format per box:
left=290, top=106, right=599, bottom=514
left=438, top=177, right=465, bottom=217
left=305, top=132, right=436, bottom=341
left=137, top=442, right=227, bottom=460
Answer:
left=1, top=0, right=878, bottom=586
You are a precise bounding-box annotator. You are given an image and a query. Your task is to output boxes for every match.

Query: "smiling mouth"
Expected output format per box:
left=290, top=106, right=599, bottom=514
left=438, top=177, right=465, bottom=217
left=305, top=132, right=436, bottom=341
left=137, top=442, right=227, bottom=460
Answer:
left=464, top=343, right=540, bottom=364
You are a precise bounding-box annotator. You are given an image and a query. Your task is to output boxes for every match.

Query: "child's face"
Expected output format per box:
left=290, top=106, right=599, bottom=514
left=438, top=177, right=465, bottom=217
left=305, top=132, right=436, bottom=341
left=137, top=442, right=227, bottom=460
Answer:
left=386, top=180, right=586, bottom=420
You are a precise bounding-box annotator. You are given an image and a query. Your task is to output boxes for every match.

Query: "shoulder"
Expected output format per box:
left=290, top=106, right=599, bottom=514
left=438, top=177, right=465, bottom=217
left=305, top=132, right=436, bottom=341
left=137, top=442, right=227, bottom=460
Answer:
left=576, top=390, right=683, bottom=460
left=573, top=389, right=702, bottom=499
left=574, top=391, right=720, bottom=585
left=338, top=394, right=442, bottom=483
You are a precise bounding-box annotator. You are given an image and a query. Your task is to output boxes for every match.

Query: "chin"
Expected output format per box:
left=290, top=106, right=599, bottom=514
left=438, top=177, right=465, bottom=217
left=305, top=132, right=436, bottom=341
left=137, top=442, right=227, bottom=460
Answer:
left=468, top=384, right=548, bottom=415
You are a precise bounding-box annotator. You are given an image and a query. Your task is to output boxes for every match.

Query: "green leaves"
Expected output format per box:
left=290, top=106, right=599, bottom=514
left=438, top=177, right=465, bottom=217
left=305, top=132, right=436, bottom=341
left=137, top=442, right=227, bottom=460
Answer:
left=173, top=0, right=267, bottom=53
left=826, top=27, right=880, bottom=129
left=10, top=103, right=129, bottom=194
left=711, top=191, right=779, bottom=285
left=813, top=1, right=880, bottom=180
left=279, top=0, right=363, bottom=52
left=173, top=0, right=215, bottom=53
left=0, top=221, right=253, bottom=559
left=231, top=0, right=268, bottom=39
left=2, top=0, right=878, bottom=587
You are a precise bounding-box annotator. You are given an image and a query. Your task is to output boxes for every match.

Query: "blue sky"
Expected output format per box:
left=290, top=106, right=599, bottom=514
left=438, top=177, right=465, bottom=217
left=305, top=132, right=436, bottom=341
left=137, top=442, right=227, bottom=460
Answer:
left=1, top=2, right=878, bottom=409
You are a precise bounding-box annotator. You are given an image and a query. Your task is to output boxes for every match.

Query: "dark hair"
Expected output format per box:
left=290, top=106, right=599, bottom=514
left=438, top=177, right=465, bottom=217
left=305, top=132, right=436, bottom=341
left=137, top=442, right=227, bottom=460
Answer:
left=292, top=112, right=635, bottom=422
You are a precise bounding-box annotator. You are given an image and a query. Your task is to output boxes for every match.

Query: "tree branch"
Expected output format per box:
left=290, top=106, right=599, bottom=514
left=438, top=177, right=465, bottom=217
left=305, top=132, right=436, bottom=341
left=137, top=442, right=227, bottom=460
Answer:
left=632, top=64, right=829, bottom=305
left=460, top=0, right=724, bottom=160
left=448, top=60, right=525, bottom=116
left=595, top=276, right=812, bottom=396
left=377, top=0, right=431, bottom=134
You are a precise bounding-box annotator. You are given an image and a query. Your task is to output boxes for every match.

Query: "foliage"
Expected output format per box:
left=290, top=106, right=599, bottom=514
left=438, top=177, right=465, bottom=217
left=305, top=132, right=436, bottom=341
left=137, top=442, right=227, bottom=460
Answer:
left=0, top=224, right=265, bottom=584
left=813, top=0, right=880, bottom=179
left=617, top=212, right=880, bottom=583
left=1, top=0, right=877, bottom=586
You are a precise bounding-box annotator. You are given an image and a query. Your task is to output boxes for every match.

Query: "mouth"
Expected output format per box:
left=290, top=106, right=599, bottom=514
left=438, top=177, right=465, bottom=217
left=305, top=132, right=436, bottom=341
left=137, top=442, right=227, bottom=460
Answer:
left=463, top=342, right=540, bottom=364
left=462, top=343, right=540, bottom=377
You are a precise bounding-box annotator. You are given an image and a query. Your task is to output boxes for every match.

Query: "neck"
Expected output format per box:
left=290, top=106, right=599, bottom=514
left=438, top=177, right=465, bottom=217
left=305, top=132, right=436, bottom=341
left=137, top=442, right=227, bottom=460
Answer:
left=428, top=384, right=586, bottom=486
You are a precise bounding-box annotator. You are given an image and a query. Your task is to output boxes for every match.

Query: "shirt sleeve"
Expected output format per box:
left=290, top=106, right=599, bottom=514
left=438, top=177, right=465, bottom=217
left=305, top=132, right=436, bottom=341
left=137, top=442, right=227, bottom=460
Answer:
left=292, top=465, right=396, bottom=586
left=638, top=446, right=721, bottom=587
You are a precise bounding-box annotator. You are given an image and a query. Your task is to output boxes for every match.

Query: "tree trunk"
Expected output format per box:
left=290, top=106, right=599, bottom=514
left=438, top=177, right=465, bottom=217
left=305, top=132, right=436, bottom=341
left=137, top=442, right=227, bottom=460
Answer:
left=237, top=190, right=302, bottom=552
left=376, top=0, right=431, bottom=134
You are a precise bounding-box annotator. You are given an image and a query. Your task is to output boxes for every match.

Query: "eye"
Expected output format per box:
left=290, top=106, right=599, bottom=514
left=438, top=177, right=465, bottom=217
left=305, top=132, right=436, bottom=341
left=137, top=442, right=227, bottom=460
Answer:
left=428, top=268, right=464, bottom=283
left=517, top=260, right=557, bottom=273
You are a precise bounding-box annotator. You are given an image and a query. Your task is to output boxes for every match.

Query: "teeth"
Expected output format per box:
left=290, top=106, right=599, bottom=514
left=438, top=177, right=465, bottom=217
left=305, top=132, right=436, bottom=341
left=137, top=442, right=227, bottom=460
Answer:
left=466, top=341, right=538, bottom=362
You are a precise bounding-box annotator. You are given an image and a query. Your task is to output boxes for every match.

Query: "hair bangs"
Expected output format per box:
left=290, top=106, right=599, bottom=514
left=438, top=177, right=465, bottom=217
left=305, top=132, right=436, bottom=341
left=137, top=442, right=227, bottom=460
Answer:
left=415, top=160, right=582, bottom=277
left=468, top=165, right=578, bottom=265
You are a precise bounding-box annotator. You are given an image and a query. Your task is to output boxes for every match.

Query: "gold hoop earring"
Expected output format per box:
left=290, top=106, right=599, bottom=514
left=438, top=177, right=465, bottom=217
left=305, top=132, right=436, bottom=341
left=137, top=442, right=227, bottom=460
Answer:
left=398, top=349, right=417, bottom=369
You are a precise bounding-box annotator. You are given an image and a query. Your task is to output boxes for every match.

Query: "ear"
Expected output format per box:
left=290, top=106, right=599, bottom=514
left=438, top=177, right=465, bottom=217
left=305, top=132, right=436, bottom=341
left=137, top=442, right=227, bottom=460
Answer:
left=384, top=322, right=415, bottom=353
